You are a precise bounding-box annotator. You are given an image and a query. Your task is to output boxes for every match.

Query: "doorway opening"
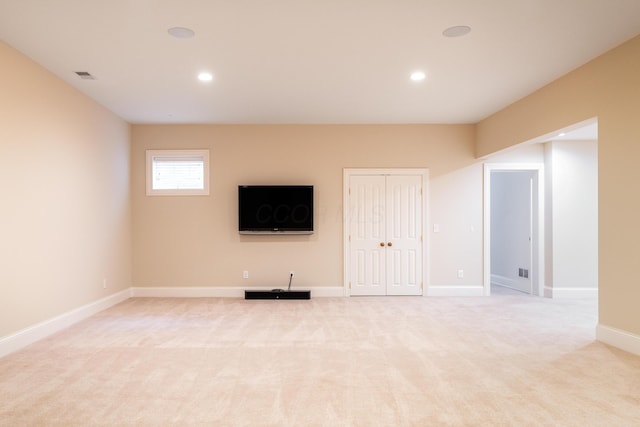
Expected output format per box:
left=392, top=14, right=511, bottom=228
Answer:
left=484, top=118, right=599, bottom=299
left=483, top=163, right=545, bottom=297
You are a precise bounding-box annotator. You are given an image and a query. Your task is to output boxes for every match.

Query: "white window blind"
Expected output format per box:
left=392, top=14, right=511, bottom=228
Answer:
left=146, top=150, right=209, bottom=196
left=152, top=156, right=204, bottom=190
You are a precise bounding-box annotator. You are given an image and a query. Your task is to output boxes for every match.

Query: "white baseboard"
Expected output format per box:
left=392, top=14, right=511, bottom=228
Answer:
left=0, top=288, right=131, bottom=359
left=491, top=274, right=532, bottom=294
left=0, top=286, right=346, bottom=358
left=132, top=286, right=244, bottom=298
left=491, top=274, right=517, bottom=288
left=305, top=287, right=345, bottom=297
left=425, top=286, right=485, bottom=297
left=544, top=286, right=598, bottom=299
left=596, top=324, right=640, bottom=356
left=131, top=286, right=346, bottom=298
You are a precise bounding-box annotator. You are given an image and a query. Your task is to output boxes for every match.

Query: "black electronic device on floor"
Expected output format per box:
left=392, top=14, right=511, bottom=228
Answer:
left=244, top=290, right=311, bottom=300
left=244, top=273, right=310, bottom=300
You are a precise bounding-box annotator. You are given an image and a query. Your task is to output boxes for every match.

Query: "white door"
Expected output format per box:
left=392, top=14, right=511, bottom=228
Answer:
left=385, top=175, right=423, bottom=295
left=348, top=173, right=423, bottom=296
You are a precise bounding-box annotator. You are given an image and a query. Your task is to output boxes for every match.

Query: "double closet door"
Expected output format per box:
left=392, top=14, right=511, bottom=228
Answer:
left=346, top=171, right=424, bottom=296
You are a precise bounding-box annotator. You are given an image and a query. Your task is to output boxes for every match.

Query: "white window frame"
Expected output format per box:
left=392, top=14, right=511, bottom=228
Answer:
left=145, top=149, right=210, bottom=196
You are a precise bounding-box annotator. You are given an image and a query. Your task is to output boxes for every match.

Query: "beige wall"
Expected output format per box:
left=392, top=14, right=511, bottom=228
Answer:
left=0, top=42, right=131, bottom=338
left=132, top=124, right=486, bottom=289
left=478, top=35, right=640, bottom=335
left=132, top=126, right=547, bottom=293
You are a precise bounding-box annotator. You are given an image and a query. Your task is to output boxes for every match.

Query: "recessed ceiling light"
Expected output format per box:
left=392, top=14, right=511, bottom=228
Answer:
left=198, top=72, right=213, bottom=82
left=168, top=27, right=195, bottom=38
left=558, top=132, right=566, bottom=137
left=410, top=71, right=426, bottom=81
left=443, top=25, right=471, bottom=38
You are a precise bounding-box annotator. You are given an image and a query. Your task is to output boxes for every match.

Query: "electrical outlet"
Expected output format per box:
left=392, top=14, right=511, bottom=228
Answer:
left=243, top=271, right=249, bottom=279
left=103, top=278, right=107, bottom=289
left=457, top=269, right=464, bottom=279
left=289, top=271, right=295, bottom=278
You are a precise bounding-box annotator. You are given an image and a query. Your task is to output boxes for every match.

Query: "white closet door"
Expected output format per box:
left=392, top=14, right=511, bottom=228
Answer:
left=385, top=175, right=423, bottom=295
left=349, top=175, right=387, bottom=296
left=348, top=174, right=423, bottom=296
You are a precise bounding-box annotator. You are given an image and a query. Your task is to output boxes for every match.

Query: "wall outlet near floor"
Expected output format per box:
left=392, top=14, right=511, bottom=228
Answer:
left=457, top=269, right=464, bottom=279
left=103, top=278, right=107, bottom=289
left=289, top=271, right=295, bottom=278
left=243, top=270, right=249, bottom=279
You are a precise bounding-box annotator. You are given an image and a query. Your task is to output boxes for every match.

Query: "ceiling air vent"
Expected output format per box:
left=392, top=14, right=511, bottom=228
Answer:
left=74, top=71, right=95, bottom=80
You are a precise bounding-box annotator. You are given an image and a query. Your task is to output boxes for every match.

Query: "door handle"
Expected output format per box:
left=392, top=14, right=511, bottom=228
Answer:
left=380, top=242, right=385, bottom=247
left=387, top=242, right=393, bottom=247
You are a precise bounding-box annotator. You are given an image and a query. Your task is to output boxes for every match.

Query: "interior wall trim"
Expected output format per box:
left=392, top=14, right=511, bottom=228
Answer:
left=425, top=286, right=484, bottom=297
left=0, top=288, right=131, bottom=358
left=491, top=274, right=520, bottom=289
left=131, top=286, right=346, bottom=298
left=543, top=286, right=598, bottom=299
left=2, top=288, right=637, bottom=359
left=597, top=324, right=640, bottom=356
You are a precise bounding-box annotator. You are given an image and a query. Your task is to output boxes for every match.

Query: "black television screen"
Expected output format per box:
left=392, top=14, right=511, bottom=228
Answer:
left=238, top=185, right=314, bottom=234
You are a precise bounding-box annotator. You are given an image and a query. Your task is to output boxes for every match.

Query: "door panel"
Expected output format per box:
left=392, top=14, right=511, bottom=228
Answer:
left=348, top=174, right=423, bottom=296
left=349, top=176, right=387, bottom=295
left=386, top=175, right=422, bottom=295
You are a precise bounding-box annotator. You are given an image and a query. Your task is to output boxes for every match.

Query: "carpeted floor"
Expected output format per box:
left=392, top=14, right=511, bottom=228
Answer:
left=1, top=291, right=639, bottom=426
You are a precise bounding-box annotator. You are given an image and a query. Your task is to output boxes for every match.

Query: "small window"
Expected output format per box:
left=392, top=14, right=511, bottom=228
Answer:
left=146, top=149, right=210, bottom=196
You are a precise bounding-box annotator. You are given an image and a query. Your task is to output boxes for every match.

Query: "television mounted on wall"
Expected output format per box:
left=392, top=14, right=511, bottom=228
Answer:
left=238, top=185, right=314, bottom=235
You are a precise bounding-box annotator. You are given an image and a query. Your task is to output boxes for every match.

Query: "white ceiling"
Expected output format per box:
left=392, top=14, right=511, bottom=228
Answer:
left=1, top=0, right=639, bottom=124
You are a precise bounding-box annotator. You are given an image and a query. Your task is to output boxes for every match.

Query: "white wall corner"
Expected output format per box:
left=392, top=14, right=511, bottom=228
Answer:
left=596, top=324, right=640, bottom=356
left=0, top=288, right=131, bottom=359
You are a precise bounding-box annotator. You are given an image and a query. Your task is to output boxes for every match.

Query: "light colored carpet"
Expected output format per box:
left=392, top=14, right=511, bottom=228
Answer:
left=1, top=292, right=639, bottom=426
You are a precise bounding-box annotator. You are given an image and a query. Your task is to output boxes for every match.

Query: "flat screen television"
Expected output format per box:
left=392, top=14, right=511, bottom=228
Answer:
left=238, top=185, right=314, bottom=234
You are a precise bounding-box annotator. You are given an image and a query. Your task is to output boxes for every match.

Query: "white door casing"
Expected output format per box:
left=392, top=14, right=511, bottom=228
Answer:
left=489, top=171, right=535, bottom=294
left=344, top=169, right=427, bottom=296
left=483, top=163, right=545, bottom=297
